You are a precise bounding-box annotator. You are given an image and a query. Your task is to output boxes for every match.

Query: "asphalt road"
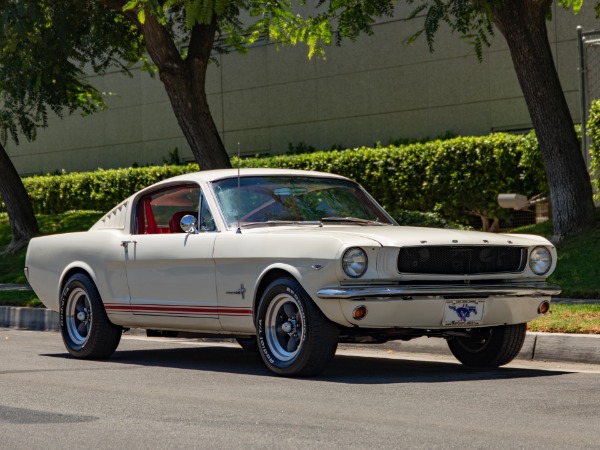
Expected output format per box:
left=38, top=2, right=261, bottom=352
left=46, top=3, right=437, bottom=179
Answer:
left=1, top=329, right=599, bottom=450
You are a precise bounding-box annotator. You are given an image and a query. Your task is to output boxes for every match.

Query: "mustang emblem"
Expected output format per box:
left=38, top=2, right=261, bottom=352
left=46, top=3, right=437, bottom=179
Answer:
left=226, top=284, right=246, bottom=300
left=449, top=304, right=478, bottom=321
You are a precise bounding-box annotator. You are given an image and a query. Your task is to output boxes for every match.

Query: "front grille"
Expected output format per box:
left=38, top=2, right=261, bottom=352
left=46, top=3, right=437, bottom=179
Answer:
left=397, top=246, right=527, bottom=275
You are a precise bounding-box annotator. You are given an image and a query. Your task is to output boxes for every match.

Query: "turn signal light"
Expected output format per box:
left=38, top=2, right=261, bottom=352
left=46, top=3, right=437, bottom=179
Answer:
left=538, top=301, right=550, bottom=315
left=353, top=305, right=368, bottom=320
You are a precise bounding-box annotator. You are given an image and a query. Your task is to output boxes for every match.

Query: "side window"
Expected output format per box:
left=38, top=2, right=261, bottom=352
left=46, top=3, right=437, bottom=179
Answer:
left=135, top=184, right=214, bottom=235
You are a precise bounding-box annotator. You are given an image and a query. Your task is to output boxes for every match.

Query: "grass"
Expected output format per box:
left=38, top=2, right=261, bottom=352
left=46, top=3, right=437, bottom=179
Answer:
left=528, top=304, right=600, bottom=334
left=510, top=210, right=600, bottom=299
left=0, top=290, right=43, bottom=308
left=1, top=210, right=599, bottom=334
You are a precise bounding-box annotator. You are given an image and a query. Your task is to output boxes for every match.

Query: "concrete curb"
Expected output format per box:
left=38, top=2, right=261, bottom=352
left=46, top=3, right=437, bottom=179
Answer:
left=1, top=305, right=598, bottom=365
left=0, top=306, right=59, bottom=331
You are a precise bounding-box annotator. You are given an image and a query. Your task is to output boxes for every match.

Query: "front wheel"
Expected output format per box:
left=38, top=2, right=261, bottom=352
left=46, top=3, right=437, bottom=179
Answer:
left=60, top=273, right=122, bottom=359
left=235, top=337, right=259, bottom=352
left=257, top=278, right=338, bottom=377
left=447, top=324, right=526, bottom=368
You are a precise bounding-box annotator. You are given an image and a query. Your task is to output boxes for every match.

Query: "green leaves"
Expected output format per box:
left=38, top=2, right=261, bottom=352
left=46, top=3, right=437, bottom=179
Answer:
left=0, top=0, right=144, bottom=146
left=404, top=0, right=494, bottom=62
left=559, top=0, right=583, bottom=14
left=239, top=133, right=546, bottom=225
left=587, top=100, right=600, bottom=201
left=4, top=133, right=548, bottom=223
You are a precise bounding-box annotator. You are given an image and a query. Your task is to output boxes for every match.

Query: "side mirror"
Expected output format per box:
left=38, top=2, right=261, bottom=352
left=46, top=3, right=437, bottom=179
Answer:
left=180, top=214, right=198, bottom=234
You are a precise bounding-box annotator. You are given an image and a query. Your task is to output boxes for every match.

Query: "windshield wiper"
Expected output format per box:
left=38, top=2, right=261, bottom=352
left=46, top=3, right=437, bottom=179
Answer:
left=320, top=216, right=390, bottom=226
left=239, top=220, right=322, bottom=229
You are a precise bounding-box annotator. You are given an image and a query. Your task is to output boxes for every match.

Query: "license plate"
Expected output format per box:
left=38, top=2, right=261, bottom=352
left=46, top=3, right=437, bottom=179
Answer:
left=443, top=300, right=485, bottom=326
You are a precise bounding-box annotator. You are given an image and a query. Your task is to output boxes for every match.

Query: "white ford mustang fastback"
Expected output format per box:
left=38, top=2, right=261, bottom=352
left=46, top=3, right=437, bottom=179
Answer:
left=25, top=168, right=560, bottom=376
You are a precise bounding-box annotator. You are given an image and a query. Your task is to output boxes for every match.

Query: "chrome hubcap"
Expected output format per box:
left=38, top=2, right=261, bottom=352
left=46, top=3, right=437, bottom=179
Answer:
left=265, top=294, right=303, bottom=362
left=65, top=287, right=92, bottom=349
left=281, top=321, right=293, bottom=333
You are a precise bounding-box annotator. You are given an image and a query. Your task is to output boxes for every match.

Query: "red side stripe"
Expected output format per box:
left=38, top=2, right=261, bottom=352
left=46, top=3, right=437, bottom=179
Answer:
left=105, top=304, right=252, bottom=316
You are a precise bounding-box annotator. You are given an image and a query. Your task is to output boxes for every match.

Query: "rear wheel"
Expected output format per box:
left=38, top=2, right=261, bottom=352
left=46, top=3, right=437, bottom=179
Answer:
left=257, top=277, right=338, bottom=377
left=60, top=273, right=122, bottom=358
left=447, top=324, right=526, bottom=368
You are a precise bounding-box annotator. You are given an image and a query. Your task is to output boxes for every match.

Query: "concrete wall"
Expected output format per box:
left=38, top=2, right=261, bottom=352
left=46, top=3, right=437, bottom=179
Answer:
left=7, top=2, right=598, bottom=175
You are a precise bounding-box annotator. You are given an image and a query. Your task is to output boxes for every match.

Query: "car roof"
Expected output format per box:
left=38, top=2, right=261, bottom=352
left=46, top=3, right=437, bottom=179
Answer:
left=158, top=168, right=351, bottom=185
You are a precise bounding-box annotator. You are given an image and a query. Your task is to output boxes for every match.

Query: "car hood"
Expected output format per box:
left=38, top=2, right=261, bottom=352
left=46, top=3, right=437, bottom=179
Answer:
left=255, top=225, right=552, bottom=248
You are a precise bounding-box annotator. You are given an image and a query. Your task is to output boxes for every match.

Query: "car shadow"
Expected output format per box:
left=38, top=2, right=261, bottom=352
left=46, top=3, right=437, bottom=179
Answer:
left=43, top=343, right=572, bottom=384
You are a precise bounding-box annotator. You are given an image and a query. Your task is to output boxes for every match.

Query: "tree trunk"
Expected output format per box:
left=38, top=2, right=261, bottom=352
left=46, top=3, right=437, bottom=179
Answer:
left=101, top=1, right=231, bottom=170
left=148, top=19, right=232, bottom=170
left=0, top=143, right=39, bottom=253
left=492, top=0, right=595, bottom=242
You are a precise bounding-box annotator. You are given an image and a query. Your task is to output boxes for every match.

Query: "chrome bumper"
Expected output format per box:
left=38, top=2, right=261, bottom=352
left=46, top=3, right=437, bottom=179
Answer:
left=317, top=282, right=561, bottom=300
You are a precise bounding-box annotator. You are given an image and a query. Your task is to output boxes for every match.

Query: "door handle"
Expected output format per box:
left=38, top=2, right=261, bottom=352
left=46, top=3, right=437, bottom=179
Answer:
left=121, top=240, right=137, bottom=248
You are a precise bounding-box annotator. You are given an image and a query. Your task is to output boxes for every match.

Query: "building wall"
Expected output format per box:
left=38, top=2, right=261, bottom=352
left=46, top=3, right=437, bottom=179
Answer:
left=7, top=2, right=598, bottom=175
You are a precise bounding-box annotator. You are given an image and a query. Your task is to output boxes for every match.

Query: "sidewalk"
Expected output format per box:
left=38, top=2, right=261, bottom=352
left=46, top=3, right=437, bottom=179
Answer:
left=1, top=284, right=599, bottom=365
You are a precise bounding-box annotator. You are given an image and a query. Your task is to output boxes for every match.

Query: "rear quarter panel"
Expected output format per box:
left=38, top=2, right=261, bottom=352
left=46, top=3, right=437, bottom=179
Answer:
left=25, top=230, right=129, bottom=312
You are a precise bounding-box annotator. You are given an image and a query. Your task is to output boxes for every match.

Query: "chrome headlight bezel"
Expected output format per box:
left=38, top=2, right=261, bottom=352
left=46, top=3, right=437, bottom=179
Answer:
left=342, top=247, right=368, bottom=278
left=529, top=246, right=552, bottom=276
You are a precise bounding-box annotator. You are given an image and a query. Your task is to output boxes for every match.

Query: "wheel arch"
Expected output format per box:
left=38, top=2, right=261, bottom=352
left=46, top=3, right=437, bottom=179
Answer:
left=59, top=263, right=99, bottom=300
left=253, top=266, right=301, bottom=321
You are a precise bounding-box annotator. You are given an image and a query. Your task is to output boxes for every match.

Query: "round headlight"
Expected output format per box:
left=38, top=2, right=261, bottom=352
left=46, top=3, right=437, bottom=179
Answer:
left=529, top=246, right=552, bottom=276
left=342, top=247, right=368, bottom=278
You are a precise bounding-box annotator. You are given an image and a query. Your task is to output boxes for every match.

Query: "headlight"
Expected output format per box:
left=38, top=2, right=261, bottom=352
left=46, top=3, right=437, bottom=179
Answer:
left=342, top=247, right=368, bottom=278
left=529, top=246, right=552, bottom=275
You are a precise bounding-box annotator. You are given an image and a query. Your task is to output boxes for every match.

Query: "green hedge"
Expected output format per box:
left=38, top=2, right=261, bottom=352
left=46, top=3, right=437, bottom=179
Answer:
left=588, top=99, right=600, bottom=201
left=17, top=165, right=199, bottom=214
left=2, top=132, right=547, bottom=225
left=237, top=132, right=546, bottom=225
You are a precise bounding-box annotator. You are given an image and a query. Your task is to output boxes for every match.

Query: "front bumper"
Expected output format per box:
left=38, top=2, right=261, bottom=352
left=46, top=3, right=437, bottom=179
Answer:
left=316, top=282, right=561, bottom=300
left=315, top=282, right=561, bottom=329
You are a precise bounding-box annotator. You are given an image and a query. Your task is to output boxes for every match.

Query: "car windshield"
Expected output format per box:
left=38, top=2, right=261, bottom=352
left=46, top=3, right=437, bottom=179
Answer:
left=211, top=176, right=394, bottom=228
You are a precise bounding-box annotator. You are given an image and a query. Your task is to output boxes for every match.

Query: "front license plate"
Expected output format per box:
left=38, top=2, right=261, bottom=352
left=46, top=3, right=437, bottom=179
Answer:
left=443, top=300, right=485, bottom=326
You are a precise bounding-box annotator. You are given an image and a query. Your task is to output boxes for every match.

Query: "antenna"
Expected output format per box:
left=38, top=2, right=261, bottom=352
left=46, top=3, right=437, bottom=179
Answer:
left=236, top=142, right=241, bottom=234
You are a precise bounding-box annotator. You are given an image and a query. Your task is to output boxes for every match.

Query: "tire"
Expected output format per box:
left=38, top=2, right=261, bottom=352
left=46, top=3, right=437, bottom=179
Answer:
left=60, top=273, right=122, bottom=359
left=235, top=337, right=259, bottom=352
left=447, top=324, right=527, bottom=368
left=256, top=277, right=338, bottom=377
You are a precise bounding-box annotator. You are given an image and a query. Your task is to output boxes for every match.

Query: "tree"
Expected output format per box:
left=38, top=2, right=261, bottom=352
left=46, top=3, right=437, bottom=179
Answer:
left=95, top=0, right=393, bottom=169
left=0, top=0, right=382, bottom=251
left=98, top=0, right=594, bottom=241
left=410, top=0, right=597, bottom=241
left=410, top=0, right=595, bottom=242
left=297, top=0, right=593, bottom=241
left=96, top=0, right=344, bottom=170
left=0, top=1, right=143, bottom=252
left=491, top=0, right=595, bottom=241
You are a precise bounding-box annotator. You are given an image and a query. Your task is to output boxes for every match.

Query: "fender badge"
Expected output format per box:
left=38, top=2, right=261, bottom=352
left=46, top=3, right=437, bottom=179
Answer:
left=226, top=284, right=246, bottom=299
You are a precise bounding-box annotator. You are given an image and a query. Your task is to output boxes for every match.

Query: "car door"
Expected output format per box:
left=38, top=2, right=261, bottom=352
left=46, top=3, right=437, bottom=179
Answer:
left=123, top=184, right=221, bottom=332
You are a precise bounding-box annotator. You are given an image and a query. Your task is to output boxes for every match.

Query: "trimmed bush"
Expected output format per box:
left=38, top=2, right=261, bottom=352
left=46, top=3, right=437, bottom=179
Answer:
left=14, top=164, right=199, bottom=214
left=237, top=132, right=546, bottom=228
left=2, top=132, right=547, bottom=227
left=588, top=99, right=600, bottom=201
left=387, top=209, right=469, bottom=229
